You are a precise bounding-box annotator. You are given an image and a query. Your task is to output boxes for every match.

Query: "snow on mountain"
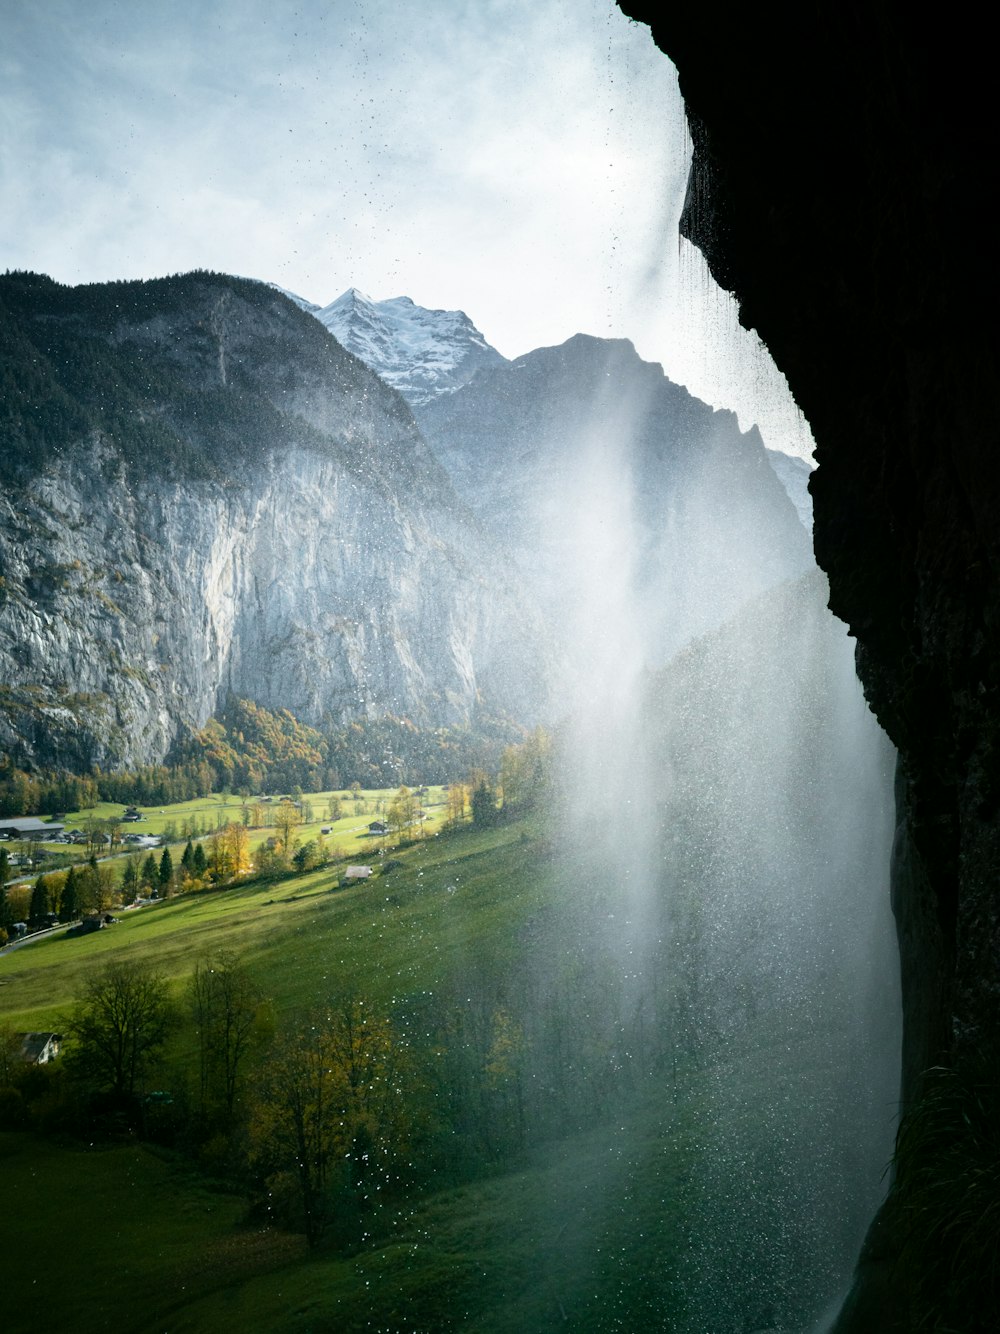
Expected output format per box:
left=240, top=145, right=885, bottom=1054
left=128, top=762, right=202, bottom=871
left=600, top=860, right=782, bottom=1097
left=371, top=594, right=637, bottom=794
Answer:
left=308, top=288, right=508, bottom=406
left=267, top=283, right=320, bottom=314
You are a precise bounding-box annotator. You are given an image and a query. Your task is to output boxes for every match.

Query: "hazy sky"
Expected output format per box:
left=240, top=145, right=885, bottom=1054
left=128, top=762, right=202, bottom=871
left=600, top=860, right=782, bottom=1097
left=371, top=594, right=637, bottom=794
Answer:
left=0, top=0, right=813, bottom=457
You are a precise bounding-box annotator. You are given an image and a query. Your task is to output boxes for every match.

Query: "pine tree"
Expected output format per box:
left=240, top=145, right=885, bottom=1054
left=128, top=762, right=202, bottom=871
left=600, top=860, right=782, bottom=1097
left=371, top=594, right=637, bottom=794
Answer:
left=181, top=840, right=195, bottom=873
left=192, top=842, right=208, bottom=877
left=60, top=866, right=79, bottom=922
left=159, top=847, right=174, bottom=896
left=0, top=848, right=10, bottom=933
left=119, top=855, right=142, bottom=905
left=141, top=852, right=159, bottom=893
left=29, top=875, right=48, bottom=927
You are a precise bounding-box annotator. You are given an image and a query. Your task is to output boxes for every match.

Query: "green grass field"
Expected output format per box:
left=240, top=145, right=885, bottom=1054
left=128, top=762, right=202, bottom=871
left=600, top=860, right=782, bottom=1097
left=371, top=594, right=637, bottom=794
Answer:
left=0, top=801, right=861, bottom=1333
left=3, top=813, right=700, bottom=1334
left=0, top=817, right=541, bottom=1032
left=6, top=784, right=449, bottom=889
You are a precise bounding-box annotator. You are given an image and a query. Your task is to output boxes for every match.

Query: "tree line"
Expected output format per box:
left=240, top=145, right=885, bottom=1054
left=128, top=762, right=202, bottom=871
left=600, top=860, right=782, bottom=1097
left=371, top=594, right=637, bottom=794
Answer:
left=0, top=700, right=528, bottom=817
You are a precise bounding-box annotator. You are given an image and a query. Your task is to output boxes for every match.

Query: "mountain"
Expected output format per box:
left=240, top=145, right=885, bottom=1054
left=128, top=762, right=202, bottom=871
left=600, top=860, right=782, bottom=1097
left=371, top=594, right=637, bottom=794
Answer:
left=413, top=333, right=815, bottom=665
left=766, top=447, right=813, bottom=528
left=0, top=271, right=552, bottom=772
left=310, top=288, right=508, bottom=406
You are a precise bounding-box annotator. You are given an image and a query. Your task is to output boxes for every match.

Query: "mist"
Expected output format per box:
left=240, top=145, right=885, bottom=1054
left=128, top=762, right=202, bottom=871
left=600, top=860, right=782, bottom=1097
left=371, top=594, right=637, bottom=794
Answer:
left=462, top=335, right=902, bottom=1328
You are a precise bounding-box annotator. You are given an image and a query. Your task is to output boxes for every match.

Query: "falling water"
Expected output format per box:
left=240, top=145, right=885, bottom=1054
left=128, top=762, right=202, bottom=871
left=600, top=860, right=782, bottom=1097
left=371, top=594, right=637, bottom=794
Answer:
left=538, top=413, right=900, bottom=1330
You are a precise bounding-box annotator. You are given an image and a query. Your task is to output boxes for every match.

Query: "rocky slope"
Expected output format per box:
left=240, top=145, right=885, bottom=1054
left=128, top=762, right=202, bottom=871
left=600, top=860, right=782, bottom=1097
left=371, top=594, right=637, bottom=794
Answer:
left=0, top=271, right=551, bottom=771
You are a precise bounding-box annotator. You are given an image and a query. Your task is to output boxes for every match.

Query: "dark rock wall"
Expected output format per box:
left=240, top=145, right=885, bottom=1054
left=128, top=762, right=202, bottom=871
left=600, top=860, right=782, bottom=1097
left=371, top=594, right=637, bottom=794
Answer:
left=618, top=3, right=998, bottom=1327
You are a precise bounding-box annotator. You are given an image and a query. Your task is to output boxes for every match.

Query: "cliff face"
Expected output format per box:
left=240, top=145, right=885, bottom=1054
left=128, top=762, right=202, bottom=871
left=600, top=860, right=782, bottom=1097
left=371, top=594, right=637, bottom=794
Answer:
left=0, top=272, right=551, bottom=770
left=617, top=3, right=998, bottom=1329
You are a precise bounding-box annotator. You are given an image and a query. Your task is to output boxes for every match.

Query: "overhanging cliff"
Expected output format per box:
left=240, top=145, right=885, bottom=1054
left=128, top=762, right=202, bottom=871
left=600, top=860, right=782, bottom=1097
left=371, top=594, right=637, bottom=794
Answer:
left=617, top=3, right=999, bottom=1329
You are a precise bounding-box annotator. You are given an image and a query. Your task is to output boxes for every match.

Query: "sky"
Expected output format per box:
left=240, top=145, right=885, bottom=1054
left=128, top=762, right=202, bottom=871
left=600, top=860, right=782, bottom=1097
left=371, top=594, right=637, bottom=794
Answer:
left=0, top=0, right=813, bottom=458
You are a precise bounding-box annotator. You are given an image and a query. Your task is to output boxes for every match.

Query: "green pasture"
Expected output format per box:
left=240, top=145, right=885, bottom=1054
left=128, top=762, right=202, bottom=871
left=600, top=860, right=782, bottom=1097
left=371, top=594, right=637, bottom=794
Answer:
left=0, top=1025, right=850, bottom=1333
left=0, top=1131, right=304, bottom=1334
left=8, top=783, right=448, bottom=886
left=0, top=818, right=546, bottom=1032
left=56, top=784, right=446, bottom=838
left=0, top=801, right=870, bottom=1333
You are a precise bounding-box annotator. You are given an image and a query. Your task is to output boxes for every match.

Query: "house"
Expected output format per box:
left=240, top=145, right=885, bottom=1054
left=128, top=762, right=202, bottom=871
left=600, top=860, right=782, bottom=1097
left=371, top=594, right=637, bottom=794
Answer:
left=368, top=821, right=389, bottom=835
left=18, top=1032, right=61, bottom=1065
left=0, top=817, right=65, bottom=840
left=342, top=865, right=373, bottom=884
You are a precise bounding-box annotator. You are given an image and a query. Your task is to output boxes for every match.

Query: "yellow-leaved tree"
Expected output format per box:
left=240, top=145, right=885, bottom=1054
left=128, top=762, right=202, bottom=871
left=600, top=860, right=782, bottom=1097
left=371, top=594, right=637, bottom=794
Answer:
left=248, top=1001, right=413, bottom=1247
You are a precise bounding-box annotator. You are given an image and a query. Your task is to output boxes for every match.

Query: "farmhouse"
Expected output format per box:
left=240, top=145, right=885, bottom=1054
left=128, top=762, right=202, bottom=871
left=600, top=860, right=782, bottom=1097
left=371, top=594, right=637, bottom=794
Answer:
left=17, top=1032, right=61, bottom=1064
left=368, top=821, right=389, bottom=835
left=342, top=865, right=373, bottom=884
left=0, top=817, right=65, bottom=840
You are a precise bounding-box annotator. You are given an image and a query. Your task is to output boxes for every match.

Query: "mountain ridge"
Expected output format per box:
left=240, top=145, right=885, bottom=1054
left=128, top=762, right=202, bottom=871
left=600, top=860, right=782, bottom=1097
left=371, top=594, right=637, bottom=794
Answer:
left=0, top=270, right=553, bottom=772
left=270, top=283, right=508, bottom=406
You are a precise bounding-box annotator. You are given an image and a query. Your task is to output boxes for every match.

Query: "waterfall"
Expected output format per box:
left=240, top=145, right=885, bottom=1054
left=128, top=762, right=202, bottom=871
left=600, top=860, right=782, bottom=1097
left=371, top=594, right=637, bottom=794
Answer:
left=536, top=397, right=901, bottom=1329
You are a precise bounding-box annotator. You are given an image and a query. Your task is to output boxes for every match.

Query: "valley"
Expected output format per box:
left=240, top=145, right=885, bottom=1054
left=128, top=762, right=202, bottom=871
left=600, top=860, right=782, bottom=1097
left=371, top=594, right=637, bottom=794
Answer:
left=1, top=266, right=886, bottom=1333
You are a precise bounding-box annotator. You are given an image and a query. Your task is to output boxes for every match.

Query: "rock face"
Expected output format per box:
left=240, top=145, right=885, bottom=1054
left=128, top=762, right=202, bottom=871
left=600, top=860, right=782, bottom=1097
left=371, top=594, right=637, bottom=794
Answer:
left=617, top=3, right=999, bottom=1329
left=415, top=332, right=813, bottom=667
left=0, top=271, right=551, bottom=771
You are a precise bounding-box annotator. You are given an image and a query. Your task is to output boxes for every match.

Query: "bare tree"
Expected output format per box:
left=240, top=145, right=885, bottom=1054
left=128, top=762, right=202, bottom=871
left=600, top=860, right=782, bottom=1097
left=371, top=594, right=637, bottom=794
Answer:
left=190, top=950, right=268, bottom=1124
left=65, top=958, right=171, bottom=1097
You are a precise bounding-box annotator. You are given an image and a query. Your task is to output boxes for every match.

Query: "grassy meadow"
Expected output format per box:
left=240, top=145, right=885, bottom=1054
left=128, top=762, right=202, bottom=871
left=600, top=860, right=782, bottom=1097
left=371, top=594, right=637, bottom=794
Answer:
left=0, top=809, right=705, bottom=1334
left=0, top=814, right=542, bottom=1033
left=0, top=789, right=861, bottom=1333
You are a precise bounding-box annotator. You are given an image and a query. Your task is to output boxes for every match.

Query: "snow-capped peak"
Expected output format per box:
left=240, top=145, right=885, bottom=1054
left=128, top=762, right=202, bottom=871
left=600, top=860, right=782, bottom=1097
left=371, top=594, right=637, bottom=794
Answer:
left=314, top=289, right=508, bottom=406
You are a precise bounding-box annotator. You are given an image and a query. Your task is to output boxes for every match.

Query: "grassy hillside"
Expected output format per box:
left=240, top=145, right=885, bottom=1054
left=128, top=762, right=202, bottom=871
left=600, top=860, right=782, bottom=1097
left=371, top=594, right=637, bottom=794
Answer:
left=0, top=766, right=877, bottom=1333
left=0, top=813, right=704, bottom=1334
left=0, top=814, right=537, bottom=1032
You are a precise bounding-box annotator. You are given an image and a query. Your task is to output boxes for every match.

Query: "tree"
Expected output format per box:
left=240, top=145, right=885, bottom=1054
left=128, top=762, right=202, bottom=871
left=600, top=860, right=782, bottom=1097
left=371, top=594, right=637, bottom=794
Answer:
left=181, top=840, right=195, bottom=875
left=0, top=852, right=12, bottom=934
left=189, top=950, right=268, bottom=1125
left=158, top=847, right=174, bottom=896
left=292, top=837, right=328, bottom=873
left=119, top=854, right=142, bottom=906
left=499, top=727, right=551, bottom=814
left=249, top=1003, right=411, bottom=1247
left=327, top=796, right=342, bottom=823
left=387, top=785, right=418, bottom=838
left=60, top=865, right=79, bottom=922
left=192, top=843, right=208, bottom=878
left=471, top=778, right=499, bottom=827
left=445, top=783, right=468, bottom=828
left=140, top=853, right=158, bottom=894
left=106, top=818, right=122, bottom=853
left=65, top=959, right=171, bottom=1098
left=273, top=800, right=300, bottom=854
left=224, top=822, right=251, bottom=877
left=79, top=855, right=115, bottom=914
left=28, top=875, right=49, bottom=928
